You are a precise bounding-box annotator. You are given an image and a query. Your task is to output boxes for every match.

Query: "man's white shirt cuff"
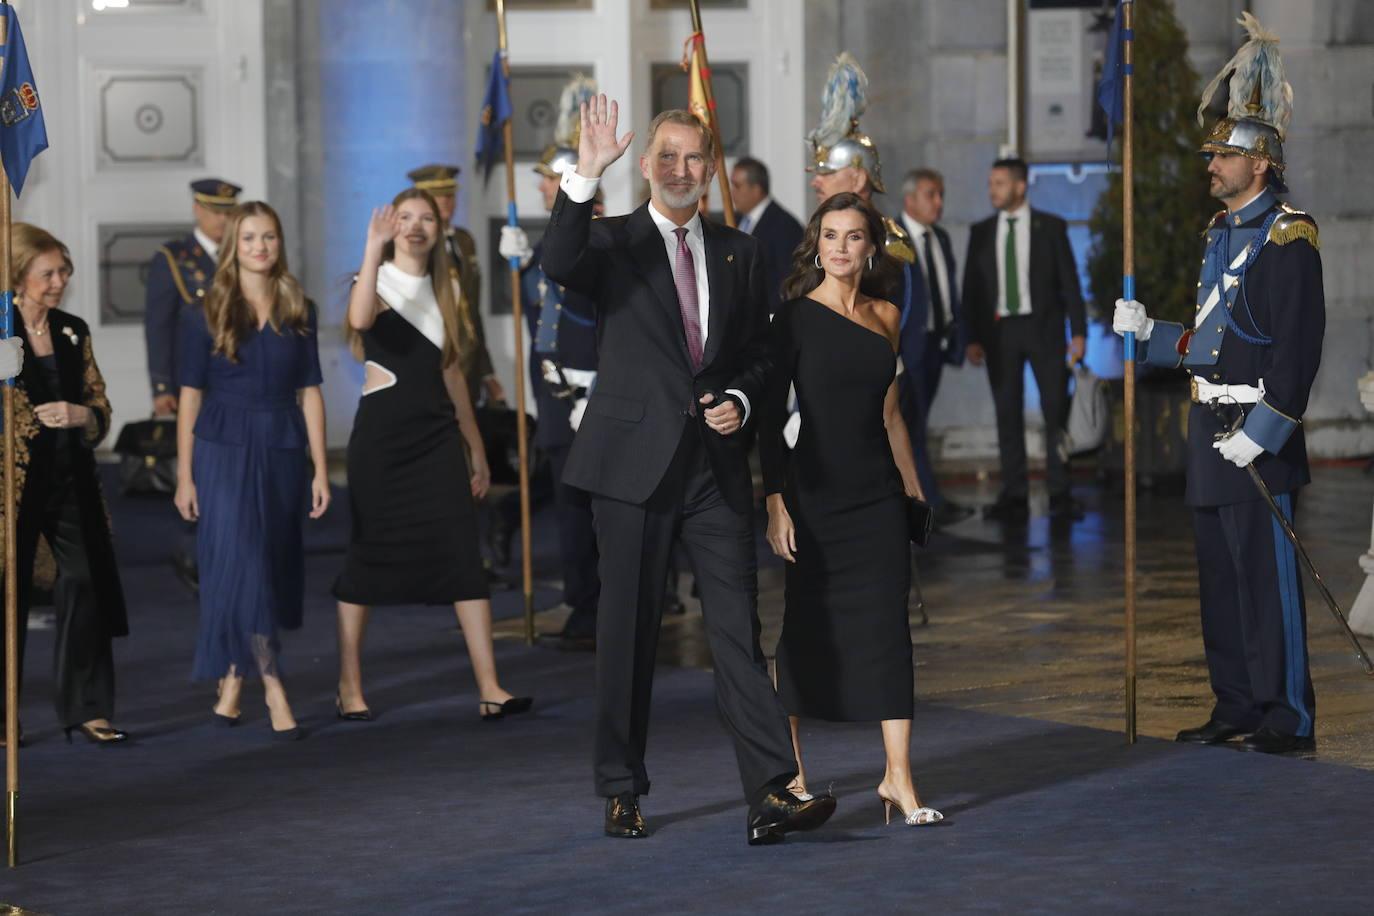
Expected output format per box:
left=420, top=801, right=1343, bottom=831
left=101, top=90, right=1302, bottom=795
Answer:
left=725, top=388, right=751, bottom=427
left=560, top=171, right=600, bottom=204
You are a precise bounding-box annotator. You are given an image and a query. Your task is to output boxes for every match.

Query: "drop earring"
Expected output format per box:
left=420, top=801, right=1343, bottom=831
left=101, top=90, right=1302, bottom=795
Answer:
left=866, top=256, right=873, bottom=270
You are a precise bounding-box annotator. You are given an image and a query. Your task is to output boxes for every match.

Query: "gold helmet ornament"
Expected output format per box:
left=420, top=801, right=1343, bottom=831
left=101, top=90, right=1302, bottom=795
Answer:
left=1196, top=12, right=1293, bottom=192
left=535, top=74, right=597, bottom=179
left=806, top=52, right=884, bottom=194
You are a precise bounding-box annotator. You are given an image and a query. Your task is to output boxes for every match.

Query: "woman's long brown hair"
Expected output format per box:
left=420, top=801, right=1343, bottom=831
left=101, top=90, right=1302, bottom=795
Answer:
left=348, top=187, right=474, bottom=369
left=781, top=192, right=901, bottom=304
left=204, top=201, right=309, bottom=362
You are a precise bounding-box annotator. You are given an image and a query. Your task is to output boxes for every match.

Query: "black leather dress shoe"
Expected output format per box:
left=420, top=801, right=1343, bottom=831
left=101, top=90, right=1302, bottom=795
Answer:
left=1241, top=727, right=1315, bottom=755
left=746, top=789, right=837, bottom=846
left=982, top=499, right=1029, bottom=523
left=605, top=792, right=648, bottom=839
left=1175, top=719, right=1250, bottom=744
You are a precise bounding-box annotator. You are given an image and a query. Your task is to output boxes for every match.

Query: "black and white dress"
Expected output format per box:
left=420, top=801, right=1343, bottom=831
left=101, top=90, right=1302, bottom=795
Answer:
left=333, top=262, right=488, bottom=605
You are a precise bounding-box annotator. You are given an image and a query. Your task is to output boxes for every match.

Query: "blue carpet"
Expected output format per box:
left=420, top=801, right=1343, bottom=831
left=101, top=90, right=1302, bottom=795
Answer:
left=2, top=474, right=1370, bottom=914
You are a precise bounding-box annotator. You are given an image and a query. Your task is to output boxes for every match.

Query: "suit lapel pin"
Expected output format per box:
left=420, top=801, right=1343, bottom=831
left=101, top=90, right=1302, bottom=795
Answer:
left=62, top=326, right=78, bottom=347
left=726, top=253, right=734, bottom=263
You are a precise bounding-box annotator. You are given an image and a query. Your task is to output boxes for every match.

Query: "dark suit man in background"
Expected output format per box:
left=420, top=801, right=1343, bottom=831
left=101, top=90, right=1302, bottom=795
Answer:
left=961, top=158, right=1086, bottom=521
left=897, top=168, right=973, bottom=527
left=729, top=157, right=803, bottom=310
left=541, top=95, right=834, bottom=845
left=144, top=177, right=240, bottom=590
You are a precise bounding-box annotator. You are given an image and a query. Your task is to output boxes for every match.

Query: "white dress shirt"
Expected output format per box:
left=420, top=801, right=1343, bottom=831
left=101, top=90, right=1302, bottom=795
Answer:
left=901, top=212, right=951, bottom=334
left=739, top=197, right=771, bottom=235
left=193, top=227, right=219, bottom=262
left=994, top=202, right=1033, bottom=318
left=559, top=169, right=751, bottom=423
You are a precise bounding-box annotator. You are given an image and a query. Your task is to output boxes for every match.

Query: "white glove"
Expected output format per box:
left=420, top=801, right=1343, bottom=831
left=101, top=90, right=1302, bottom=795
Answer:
left=782, top=410, right=802, bottom=450
left=1358, top=371, right=1374, bottom=413
left=1212, top=429, right=1265, bottom=467
left=0, top=337, right=23, bottom=379
left=569, top=397, right=588, bottom=432
left=1112, top=298, right=1154, bottom=341
left=498, top=225, right=533, bottom=268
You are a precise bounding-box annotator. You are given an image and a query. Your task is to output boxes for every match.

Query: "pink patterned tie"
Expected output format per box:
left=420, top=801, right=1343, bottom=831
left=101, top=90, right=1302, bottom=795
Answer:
left=672, top=227, right=704, bottom=372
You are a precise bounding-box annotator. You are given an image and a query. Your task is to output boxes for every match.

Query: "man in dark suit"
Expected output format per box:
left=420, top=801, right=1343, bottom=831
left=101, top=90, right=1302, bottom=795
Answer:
left=961, top=158, right=1086, bottom=521
left=541, top=95, right=835, bottom=844
left=897, top=168, right=973, bottom=527
left=729, top=157, right=803, bottom=310
left=144, top=177, right=240, bottom=591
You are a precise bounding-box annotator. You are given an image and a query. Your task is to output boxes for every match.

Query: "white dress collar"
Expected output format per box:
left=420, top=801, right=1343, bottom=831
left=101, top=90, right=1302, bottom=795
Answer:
left=376, top=261, right=446, bottom=351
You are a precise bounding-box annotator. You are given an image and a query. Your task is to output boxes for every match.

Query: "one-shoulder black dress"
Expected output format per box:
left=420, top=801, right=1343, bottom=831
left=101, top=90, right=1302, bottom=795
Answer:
left=333, top=308, right=488, bottom=605
left=760, top=297, right=913, bottom=721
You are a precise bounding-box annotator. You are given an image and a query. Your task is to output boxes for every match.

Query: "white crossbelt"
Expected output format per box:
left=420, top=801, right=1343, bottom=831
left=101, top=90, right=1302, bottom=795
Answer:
left=1192, top=376, right=1264, bottom=404
left=1196, top=244, right=1252, bottom=325
left=541, top=363, right=596, bottom=389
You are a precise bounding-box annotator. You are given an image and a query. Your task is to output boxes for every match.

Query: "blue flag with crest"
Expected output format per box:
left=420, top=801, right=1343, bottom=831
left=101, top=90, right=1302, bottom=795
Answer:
left=1095, top=0, right=1129, bottom=151
left=0, top=4, right=48, bottom=196
left=475, top=50, right=513, bottom=183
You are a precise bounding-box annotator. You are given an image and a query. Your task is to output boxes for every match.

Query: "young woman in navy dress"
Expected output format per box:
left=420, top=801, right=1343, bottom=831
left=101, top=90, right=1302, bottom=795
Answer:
left=176, top=201, right=330, bottom=741
left=333, top=189, right=530, bottom=722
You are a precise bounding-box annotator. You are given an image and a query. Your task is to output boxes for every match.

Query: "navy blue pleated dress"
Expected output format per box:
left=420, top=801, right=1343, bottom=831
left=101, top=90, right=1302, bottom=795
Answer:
left=180, top=304, right=323, bottom=680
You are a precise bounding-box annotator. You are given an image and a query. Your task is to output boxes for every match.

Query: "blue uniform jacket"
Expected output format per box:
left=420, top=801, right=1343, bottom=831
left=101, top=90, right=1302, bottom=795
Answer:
left=1136, top=190, right=1324, bottom=506
left=145, top=233, right=216, bottom=398
left=522, top=240, right=599, bottom=450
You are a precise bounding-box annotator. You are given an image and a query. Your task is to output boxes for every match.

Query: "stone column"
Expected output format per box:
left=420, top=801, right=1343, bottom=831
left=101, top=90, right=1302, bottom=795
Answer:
left=1349, top=372, right=1374, bottom=636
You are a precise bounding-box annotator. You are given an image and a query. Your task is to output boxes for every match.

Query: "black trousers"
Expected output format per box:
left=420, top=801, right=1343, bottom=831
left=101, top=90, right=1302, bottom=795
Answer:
left=547, top=445, right=600, bottom=615
left=989, top=316, right=1070, bottom=500
left=899, top=335, right=948, bottom=508
left=590, top=425, right=796, bottom=805
left=0, top=477, right=116, bottom=727
left=1192, top=494, right=1315, bottom=737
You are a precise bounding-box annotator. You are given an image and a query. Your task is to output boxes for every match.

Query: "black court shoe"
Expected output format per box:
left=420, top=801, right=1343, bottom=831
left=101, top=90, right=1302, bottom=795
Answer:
left=746, top=789, right=837, bottom=846
left=605, top=792, right=648, bottom=839
left=1241, top=727, right=1315, bottom=755
left=1175, top=719, right=1249, bottom=745
left=480, top=697, right=534, bottom=721
left=335, top=695, right=373, bottom=722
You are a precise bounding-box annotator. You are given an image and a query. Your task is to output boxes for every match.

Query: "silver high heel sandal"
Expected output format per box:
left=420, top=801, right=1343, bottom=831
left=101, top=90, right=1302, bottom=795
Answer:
left=878, top=789, right=943, bottom=826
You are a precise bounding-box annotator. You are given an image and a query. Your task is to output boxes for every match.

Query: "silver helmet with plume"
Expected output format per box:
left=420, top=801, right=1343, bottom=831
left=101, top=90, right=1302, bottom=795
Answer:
left=807, top=53, right=885, bottom=193
left=536, top=74, right=597, bottom=178
left=1197, top=12, right=1293, bottom=192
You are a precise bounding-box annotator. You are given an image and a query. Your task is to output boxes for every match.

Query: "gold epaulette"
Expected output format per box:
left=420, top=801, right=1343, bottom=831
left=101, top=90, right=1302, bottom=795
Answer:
left=1201, top=209, right=1227, bottom=238
left=1268, top=204, right=1319, bottom=250
left=882, top=216, right=915, bottom=264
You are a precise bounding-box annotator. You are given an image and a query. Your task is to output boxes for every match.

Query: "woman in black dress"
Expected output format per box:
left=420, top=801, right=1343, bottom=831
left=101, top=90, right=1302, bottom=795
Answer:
left=761, top=193, right=941, bottom=826
left=0, top=223, right=129, bottom=746
left=333, top=189, right=529, bottom=721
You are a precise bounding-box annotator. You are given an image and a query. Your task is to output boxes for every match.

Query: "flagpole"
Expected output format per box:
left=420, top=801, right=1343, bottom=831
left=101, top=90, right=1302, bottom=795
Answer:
left=494, top=0, right=535, bottom=645
left=2, top=0, right=20, bottom=864
left=687, top=0, right=734, bottom=227
left=1121, top=0, right=1138, bottom=746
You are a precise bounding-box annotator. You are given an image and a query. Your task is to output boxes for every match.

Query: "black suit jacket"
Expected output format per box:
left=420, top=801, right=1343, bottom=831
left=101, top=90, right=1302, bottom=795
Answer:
left=750, top=200, right=804, bottom=312
left=540, top=191, right=771, bottom=513
left=960, top=208, right=1085, bottom=374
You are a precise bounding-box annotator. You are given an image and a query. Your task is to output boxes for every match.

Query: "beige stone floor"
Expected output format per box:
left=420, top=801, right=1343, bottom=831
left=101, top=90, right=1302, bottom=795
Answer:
left=504, top=464, right=1374, bottom=769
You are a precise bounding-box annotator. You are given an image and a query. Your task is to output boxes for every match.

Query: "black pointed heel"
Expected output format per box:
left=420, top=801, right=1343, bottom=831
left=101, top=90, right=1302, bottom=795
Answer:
left=336, top=694, right=373, bottom=722
left=479, top=697, right=534, bottom=721
left=213, top=709, right=240, bottom=728
left=65, top=723, right=129, bottom=745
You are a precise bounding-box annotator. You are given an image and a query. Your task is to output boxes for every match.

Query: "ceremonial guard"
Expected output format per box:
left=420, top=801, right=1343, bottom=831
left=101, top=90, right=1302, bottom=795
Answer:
left=1113, top=15, right=1323, bottom=754
left=144, top=178, right=240, bottom=413
left=499, top=77, right=601, bottom=647
left=805, top=54, right=958, bottom=525
left=406, top=164, right=505, bottom=405
left=144, top=177, right=240, bottom=590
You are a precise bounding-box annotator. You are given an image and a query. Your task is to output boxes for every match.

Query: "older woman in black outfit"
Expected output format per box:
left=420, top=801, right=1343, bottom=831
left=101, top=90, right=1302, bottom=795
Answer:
left=0, top=223, right=129, bottom=746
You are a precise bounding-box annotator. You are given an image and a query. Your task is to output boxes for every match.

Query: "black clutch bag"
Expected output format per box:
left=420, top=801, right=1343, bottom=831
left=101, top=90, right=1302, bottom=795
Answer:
left=112, top=418, right=178, bottom=496
left=906, top=497, right=933, bottom=548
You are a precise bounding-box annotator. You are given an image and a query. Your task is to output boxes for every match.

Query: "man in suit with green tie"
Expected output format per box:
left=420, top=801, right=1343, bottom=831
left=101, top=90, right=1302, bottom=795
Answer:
left=961, top=158, right=1086, bottom=521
